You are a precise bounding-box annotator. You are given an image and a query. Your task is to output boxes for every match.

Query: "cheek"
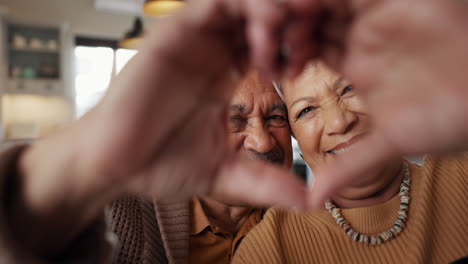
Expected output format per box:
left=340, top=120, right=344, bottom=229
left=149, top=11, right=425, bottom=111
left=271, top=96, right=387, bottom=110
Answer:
left=346, top=95, right=368, bottom=114
left=226, top=133, right=245, bottom=152
left=271, top=128, right=293, bottom=167
left=271, top=128, right=292, bottom=151
left=291, top=119, right=322, bottom=158
left=345, top=96, right=372, bottom=128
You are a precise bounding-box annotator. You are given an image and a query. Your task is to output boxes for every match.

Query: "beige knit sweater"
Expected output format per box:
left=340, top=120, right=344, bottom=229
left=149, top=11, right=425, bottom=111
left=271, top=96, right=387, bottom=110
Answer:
left=234, top=155, right=468, bottom=264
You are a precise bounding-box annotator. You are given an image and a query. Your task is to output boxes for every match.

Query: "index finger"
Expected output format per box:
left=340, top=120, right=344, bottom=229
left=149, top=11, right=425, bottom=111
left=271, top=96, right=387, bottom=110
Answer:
left=242, top=0, right=288, bottom=79
left=212, top=157, right=308, bottom=210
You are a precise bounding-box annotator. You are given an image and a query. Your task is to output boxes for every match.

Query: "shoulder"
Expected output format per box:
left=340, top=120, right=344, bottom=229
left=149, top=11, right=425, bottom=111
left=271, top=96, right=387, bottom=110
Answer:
left=234, top=208, right=327, bottom=264
left=410, top=153, right=468, bottom=204
left=234, top=208, right=287, bottom=264
left=110, top=196, right=168, bottom=263
left=417, top=153, right=467, bottom=179
left=238, top=207, right=289, bottom=245
left=110, top=195, right=155, bottom=227
left=249, top=208, right=304, bottom=238
left=424, top=152, right=468, bottom=166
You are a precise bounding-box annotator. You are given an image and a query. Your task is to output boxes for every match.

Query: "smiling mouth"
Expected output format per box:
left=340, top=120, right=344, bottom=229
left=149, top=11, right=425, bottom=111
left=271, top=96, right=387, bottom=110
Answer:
left=326, top=146, right=353, bottom=155
left=325, top=133, right=366, bottom=156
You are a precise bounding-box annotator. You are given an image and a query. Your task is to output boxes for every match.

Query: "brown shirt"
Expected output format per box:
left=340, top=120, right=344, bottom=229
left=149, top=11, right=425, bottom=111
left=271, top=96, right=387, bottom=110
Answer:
left=189, top=198, right=262, bottom=264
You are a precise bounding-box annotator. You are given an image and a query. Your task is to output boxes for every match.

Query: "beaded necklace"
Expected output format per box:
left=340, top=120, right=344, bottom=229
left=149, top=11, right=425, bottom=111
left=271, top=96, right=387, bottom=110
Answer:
left=325, top=163, right=411, bottom=245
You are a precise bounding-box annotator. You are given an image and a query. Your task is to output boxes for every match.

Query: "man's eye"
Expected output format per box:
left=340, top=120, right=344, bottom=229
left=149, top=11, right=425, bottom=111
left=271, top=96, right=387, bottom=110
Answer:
left=228, top=116, right=247, bottom=132
left=297, top=106, right=317, bottom=119
left=267, top=115, right=288, bottom=128
left=341, top=85, right=354, bottom=96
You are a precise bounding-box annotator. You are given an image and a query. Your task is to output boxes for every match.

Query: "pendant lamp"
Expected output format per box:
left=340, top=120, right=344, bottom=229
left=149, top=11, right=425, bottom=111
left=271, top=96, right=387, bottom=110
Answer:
left=143, top=0, right=185, bottom=17
left=120, top=17, right=144, bottom=49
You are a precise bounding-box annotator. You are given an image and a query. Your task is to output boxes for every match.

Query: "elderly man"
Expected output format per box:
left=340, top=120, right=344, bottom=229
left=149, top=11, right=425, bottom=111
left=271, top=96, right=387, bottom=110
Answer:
left=0, top=69, right=293, bottom=264
left=110, top=70, right=292, bottom=263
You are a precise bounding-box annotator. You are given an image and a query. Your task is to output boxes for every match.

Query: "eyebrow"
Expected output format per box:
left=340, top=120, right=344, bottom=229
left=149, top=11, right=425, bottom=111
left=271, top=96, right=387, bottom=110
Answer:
left=290, top=77, right=347, bottom=109
left=290, top=96, right=315, bottom=109
left=333, top=76, right=346, bottom=90
left=230, top=104, right=246, bottom=113
left=270, top=103, right=287, bottom=113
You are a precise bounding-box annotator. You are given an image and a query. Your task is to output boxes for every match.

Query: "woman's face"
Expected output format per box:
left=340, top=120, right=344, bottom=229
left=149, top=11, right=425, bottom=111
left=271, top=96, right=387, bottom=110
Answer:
left=283, top=63, right=370, bottom=170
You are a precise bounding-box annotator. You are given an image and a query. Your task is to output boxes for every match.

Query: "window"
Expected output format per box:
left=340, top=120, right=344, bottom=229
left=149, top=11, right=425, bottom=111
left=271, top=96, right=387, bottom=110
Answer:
left=74, top=37, right=137, bottom=118
left=116, top=48, right=137, bottom=74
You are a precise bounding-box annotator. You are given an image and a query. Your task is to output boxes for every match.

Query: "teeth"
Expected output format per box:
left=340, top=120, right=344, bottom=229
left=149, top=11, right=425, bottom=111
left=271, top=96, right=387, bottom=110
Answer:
left=328, top=139, right=360, bottom=156
left=329, top=147, right=348, bottom=155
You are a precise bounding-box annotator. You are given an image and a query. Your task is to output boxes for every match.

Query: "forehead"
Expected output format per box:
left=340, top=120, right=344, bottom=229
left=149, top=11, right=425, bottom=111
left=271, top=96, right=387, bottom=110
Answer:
left=230, top=71, right=282, bottom=107
left=283, top=63, right=341, bottom=102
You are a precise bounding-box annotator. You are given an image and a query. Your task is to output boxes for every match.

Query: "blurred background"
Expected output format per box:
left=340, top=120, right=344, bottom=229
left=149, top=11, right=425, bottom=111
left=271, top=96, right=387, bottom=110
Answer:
left=0, top=0, right=312, bottom=181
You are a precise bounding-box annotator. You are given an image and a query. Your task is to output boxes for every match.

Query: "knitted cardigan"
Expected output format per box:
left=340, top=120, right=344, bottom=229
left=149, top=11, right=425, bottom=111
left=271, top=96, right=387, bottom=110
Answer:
left=110, top=196, right=191, bottom=264
left=0, top=144, right=191, bottom=264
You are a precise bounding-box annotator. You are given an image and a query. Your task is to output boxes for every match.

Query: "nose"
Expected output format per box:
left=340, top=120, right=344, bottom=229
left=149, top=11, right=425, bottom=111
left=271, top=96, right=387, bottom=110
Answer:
left=243, top=121, right=276, bottom=154
left=323, top=101, right=358, bottom=135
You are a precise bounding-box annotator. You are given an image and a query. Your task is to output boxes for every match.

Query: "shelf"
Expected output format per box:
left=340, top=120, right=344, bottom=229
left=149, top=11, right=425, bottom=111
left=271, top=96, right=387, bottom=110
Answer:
left=9, top=77, right=60, bottom=81
left=3, top=24, right=63, bottom=97
left=6, top=79, right=64, bottom=96
left=9, top=46, right=59, bottom=54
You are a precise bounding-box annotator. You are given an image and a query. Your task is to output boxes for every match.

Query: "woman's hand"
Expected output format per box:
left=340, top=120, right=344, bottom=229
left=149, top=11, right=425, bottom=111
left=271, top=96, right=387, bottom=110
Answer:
left=300, top=0, right=468, bottom=208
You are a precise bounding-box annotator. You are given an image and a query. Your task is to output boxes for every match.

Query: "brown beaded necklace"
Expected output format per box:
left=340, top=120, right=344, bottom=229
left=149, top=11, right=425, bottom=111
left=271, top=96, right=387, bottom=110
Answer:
left=325, top=163, right=411, bottom=245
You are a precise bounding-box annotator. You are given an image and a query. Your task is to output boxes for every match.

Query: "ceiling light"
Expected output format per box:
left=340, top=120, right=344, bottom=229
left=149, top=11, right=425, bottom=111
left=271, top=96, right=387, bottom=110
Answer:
left=143, top=0, right=185, bottom=17
left=120, top=17, right=144, bottom=49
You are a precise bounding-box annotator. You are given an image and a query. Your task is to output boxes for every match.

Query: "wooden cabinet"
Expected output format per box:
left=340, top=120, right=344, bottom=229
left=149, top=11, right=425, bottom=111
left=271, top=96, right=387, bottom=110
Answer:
left=7, top=79, right=63, bottom=95
left=0, top=20, right=71, bottom=141
left=3, top=22, right=64, bottom=96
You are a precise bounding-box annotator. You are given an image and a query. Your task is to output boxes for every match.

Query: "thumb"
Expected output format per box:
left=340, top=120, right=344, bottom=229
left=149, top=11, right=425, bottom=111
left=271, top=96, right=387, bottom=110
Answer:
left=307, top=132, right=400, bottom=209
left=211, top=157, right=308, bottom=210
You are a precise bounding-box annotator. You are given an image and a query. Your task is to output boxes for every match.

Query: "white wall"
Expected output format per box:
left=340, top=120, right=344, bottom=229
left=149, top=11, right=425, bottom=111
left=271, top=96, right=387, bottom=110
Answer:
left=0, top=0, right=147, bottom=140
left=0, top=0, right=145, bottom=100
left=0, top=0, right=138, bottom=39
left=2, top=94, right=74, bottom=138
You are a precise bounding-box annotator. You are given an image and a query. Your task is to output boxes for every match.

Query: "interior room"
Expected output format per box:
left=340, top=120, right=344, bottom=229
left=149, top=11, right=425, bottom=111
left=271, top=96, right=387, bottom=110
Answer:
left=0, top=0, right=148, bottom=139
left=0, top=0, right=311, bottom=181
left=0, top=1, right=466, bottom=263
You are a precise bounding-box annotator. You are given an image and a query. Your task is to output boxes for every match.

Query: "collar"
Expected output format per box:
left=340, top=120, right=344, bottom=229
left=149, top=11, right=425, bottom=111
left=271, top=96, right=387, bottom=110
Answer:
left=190, top=198, right=265, bottom=236
left=190, top=198, right=213, bottom=235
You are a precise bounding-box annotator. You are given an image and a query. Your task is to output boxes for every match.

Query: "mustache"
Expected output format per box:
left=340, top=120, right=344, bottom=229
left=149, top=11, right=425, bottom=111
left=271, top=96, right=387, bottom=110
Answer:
left=247, top=150, right=284, bottom=164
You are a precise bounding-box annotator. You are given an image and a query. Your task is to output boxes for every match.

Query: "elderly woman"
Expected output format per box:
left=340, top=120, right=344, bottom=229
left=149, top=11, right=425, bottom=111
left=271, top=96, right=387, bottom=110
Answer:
left=234, top=62, right=468, bottom=264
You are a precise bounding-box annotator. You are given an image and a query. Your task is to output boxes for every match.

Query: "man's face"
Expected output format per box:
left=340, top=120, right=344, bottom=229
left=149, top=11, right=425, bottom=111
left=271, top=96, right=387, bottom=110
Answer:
left=227, top=71, right=293, bottom=169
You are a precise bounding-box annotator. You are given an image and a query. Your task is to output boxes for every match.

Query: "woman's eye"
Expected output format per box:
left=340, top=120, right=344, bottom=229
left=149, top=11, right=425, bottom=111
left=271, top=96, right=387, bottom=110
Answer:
left=267, top=115, right=288, bottom=128
left=297, top=106, right=316, bottom=119
left=341, top=85, right=354, bottom=96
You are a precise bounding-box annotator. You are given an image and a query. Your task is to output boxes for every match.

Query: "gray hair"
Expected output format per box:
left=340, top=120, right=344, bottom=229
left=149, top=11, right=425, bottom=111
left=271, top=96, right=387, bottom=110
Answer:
left=272, top=61, right=318, bottom=102
left=273, top=81, right=285, bottom=102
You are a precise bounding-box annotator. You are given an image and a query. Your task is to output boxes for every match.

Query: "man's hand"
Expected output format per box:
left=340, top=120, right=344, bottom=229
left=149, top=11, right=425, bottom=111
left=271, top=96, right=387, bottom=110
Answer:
left=77, top=0, right=311, bottom=209
left=17, top=0, right=316, bottom=256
